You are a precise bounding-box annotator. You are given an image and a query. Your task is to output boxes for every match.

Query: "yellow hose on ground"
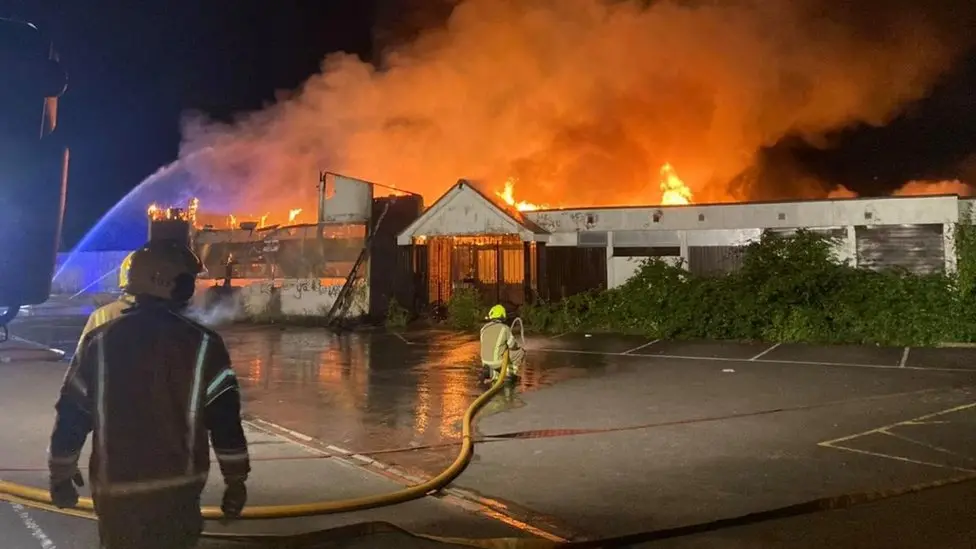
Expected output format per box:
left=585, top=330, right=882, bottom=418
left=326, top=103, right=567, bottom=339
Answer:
left=0, top=349, right=511, bottom=521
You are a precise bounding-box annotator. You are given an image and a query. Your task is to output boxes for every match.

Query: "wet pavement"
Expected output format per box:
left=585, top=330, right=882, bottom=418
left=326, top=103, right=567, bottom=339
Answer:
left=5, top=304, right=976, bottom=545
left=0, top=357, right=527, bottom=549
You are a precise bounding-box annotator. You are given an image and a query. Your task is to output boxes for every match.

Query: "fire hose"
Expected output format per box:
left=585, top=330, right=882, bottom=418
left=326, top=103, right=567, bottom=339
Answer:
left=0, top=350, right=512, bottom=524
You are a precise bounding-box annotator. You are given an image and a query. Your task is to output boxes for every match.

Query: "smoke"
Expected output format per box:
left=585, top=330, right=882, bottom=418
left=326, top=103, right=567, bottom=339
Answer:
left=178, top=0, right=976, bottom=210
left=828, top=179, right=975, bottom=199
left=184, top=292, right=242, bottom=328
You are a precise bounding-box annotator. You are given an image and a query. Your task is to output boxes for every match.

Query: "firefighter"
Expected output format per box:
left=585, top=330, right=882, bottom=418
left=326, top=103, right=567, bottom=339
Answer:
left=73, top=250, right=138, bottom=355
left=48, top=240, right=251, bottom=549
left=479, top=304, right=524, bottom=387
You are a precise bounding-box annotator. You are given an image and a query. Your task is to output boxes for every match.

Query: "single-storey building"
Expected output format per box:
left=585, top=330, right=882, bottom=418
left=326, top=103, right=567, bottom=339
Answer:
left=395, top=179, right=973, bottom=310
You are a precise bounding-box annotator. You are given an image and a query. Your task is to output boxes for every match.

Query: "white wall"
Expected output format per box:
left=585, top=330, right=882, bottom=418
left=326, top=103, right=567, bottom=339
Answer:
left=189, top=277, right=368, bottom=324
left=527, top=195, right=960, bottom=234
left=604, top=226, right=863, bottom=288
left=397, top=182, right=547, bottom=244
left=608, top=256, right=683, bottom=289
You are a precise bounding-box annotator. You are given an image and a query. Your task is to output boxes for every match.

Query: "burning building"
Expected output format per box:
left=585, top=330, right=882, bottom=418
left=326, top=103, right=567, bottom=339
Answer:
left=395, top=178, right=973, bottom=310
left=146, top=163, right=973, bottom=322
left=147, top=173, right=423, bottom=322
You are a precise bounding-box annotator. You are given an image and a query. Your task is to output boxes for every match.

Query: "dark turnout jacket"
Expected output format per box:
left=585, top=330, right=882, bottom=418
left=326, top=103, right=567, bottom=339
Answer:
left=49, top=299, right=250, bottom=505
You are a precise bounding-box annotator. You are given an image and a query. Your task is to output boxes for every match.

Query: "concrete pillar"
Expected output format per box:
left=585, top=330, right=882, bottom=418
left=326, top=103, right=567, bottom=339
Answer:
left=846, top=225, right=858, bottom=269
left=606, top=231, right=615, bottom=288
left=944, top=223, right=957, bottom=274
left=678, top=230, right=690, bottom=271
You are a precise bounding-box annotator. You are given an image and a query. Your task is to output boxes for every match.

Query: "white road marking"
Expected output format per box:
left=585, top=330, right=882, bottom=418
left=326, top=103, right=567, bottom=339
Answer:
left=879, top=429, right=976, bottom=462
left=7, top=502, right=57, bottom=548
left=818, top=400, right=976, bottom=473
left=525, top=346, right=976, bottom=374
left=819, top=402, right=976, bottom=446
left=245, top=419, right=567, bottom=542
left=393, top=332, right=414, bottom=345
left=899, top=347, right=911, bottom=368
left=622, top=339, right=659, bottom=355
left=818, top=442, right=976, bottom=473
left=749, top=343, right=781, bottom=361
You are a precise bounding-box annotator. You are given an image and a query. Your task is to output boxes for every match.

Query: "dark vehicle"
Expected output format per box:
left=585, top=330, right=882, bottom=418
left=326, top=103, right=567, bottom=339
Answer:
left=0, top=17, right=69, bottom=328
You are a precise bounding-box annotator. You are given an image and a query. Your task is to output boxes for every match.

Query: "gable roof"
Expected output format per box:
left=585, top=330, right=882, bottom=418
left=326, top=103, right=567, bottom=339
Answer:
left=397, top=179, right=551, bottom=245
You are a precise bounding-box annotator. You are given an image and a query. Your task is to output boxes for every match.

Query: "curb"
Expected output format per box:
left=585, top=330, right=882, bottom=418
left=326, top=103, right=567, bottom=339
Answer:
left=937, top=342, right=976, bottom=348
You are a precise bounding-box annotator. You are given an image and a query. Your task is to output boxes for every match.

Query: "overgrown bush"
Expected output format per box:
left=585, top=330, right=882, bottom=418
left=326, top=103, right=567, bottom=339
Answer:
left=446, top=286, right=485, bottom=330
left=517, top=227, right=976, bottom=346
left=385, top=297, right=410, bottom=329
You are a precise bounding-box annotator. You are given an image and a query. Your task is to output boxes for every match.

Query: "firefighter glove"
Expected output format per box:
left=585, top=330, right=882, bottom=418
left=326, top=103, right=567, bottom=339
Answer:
left=49, top=470, right=84, bottom=509
left=221, top=479, right=247, bottom=519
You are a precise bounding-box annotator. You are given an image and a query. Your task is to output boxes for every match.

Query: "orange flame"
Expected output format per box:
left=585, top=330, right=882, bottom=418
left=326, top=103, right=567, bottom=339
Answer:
left=660, top=163, right=693, bottom=205
left=829, top=179, right=974, bottom=199
left=496, top=178, right=547, bottom=212
left=288, top=208, right=302, bottom=223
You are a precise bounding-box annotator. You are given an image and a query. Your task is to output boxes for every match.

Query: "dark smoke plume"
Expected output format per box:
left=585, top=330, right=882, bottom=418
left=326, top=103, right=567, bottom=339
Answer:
left=179, top=0, right=976, bottom=210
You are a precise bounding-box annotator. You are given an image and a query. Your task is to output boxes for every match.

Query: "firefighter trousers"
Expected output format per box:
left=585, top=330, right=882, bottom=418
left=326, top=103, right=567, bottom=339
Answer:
left=94, top=484, right=205, bottom=549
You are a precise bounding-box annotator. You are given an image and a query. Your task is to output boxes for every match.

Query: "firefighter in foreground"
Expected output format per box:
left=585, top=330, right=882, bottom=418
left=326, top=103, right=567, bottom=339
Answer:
left=479, top=304, right=524, bottom=397
left=74, top=250, right=137, bottom=355
left=47, top=240, right=251, bottom=549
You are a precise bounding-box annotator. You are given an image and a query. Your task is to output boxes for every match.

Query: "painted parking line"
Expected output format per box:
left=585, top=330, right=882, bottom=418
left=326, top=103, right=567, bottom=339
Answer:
left=246, top=419, right=569, bottom=542
left=392, top=332, right=414, bottom=346
left=899, top=347, right=911, bottom=368
left=1, top=497, right=59, bottom=549
left=819, top=401, right=976, bottom=447
left=622, top=339, right=659, bottom=355
left=818, top=401, right=976, bottom=474
left=749, top=343, right=781, bottom=361
left=523, top=346, right=976, bottom=374
left=817, top=402, right=976, bottom=473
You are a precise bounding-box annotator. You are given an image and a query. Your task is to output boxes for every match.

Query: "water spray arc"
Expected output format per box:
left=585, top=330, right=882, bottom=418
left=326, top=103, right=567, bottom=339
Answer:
left=53, top=147, right=216, bottom=283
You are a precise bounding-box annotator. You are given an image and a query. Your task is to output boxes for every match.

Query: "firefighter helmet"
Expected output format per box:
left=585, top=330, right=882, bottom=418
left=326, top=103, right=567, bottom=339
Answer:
left=487, top=304, right=507, bottom=321
left=118, top=251, right=136, bottom=290
left=124, top=241, right=203, bottom=302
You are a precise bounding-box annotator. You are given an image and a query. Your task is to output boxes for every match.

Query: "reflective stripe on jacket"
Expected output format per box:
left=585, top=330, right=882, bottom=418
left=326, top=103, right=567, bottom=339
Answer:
left=75, top=295, right=135, bottom=356
left=49, top=299, right=250, bottom=499
left=480, top=321, right=516, bottom=367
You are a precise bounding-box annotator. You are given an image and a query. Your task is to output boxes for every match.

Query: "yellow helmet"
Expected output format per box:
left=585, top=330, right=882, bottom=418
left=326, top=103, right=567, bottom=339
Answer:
left=118, top=251, right=136, bottom=290
left=124, top=241, right=203, bottom=302
left=487, top=304, right=507, bottom=320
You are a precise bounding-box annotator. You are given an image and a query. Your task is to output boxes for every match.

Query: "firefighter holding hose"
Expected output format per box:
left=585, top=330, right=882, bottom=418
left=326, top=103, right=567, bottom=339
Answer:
left=47, top=240, right=251, bottom=549
left=479, top=304, right=525, bottom=389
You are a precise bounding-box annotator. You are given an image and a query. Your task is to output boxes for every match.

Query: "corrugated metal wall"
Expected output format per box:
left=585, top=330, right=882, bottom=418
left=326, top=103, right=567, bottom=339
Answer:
left=855, top=224, right=946, bottom=274
left=541, top=246, right=607, bottom=300
left=367, top=195, right=425, bottom=318
left=687, top=246, right=743, bottom=276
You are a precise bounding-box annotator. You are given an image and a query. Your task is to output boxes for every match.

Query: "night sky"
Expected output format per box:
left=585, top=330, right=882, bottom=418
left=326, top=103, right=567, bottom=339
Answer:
left=3, top=0, right=975, bottom=249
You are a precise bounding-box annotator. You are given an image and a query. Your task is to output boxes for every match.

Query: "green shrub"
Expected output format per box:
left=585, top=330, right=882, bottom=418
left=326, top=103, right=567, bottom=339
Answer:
left=520, top=227, right=976, bottom=346
left=385, top=297, right=410, bottom=329
left=446, top=286, right=485, bottom=331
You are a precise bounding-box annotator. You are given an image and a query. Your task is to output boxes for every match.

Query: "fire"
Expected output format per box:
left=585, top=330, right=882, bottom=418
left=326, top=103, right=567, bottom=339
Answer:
left=496, top=179, right=548, bottom=212
left=660, top=163, right=693, bottom=206
left=289, top=208, right=302, bottom=223
left=829, top=179, right=974, bottom=199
